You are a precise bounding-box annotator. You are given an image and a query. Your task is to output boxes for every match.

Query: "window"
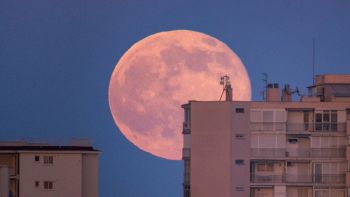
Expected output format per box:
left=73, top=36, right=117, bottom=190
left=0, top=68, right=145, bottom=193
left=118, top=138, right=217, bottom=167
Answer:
left=44, top=156, right=53, bottom=164
left=235, top=108, right=245, bottom=113
left=44, top=181, right=53, bottom=190
left=235, top=134, right=244, bottom=139
left=288, top=139, right=298, bottom=144
left=263, top=111, right=273, bottom=122
left=235, top=160, right=244, bottom=165
left=34, top=156, right=40, bottom=162
left=315, top=110, right=338, bottom=132
left=35, top=181, right=39, bottom=187
left=235, top=185, right=244, bottom=191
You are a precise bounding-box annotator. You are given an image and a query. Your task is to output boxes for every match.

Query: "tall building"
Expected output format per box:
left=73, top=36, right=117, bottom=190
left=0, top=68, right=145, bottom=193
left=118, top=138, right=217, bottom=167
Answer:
left=182, top=74, right=350, bottom=197
left=0, top=140, right=100, bottom=197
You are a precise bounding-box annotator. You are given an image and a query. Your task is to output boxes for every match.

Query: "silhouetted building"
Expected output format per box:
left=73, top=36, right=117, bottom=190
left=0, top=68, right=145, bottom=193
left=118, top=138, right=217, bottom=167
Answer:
left=182, top=74, right=350, bottom=197
left=0, top=140, right=100, bottom=197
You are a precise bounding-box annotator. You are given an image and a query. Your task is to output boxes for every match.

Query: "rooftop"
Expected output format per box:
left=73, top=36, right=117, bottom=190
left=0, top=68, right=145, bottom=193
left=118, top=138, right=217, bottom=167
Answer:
left=0, top=139, right=99, bottom=152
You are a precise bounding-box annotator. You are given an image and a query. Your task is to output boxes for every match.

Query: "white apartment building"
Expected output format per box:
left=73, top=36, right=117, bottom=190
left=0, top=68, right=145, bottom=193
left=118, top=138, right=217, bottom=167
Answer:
left=0, top=140, right=100, bottom=197
left=182, top=74, right=350, bottom=197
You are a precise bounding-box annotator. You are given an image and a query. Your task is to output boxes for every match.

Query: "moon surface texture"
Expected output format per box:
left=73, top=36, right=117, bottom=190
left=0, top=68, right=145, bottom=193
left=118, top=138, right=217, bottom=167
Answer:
left=109, top=30, right=251, bottom=160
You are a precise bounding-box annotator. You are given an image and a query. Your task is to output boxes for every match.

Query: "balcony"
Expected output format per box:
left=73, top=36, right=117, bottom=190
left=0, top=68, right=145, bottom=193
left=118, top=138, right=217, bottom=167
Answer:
left=251, top=148, right=346, bottom=158
left=251, top=173, right=345, bottom=184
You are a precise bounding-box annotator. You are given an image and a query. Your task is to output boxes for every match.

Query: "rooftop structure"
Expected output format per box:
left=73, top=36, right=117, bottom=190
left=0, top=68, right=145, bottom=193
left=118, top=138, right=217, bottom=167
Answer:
left=0, top=140, right=100, bottom=197
left=182, top=74, right=350, bottom=197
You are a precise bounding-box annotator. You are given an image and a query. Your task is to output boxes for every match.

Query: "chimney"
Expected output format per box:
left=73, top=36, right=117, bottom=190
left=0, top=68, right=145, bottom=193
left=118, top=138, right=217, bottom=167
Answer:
left=266, top=83, right=280, bottom=102
left=281, top=84, right=292, bottom=102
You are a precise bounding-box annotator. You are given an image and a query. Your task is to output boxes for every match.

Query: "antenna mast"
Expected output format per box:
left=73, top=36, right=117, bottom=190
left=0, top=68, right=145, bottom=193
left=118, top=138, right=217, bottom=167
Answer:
left=219, top=75, right=232, bottom=101
left=262, top=73, right=268, bottom=101
left=312, top=39, right=315, bottom=85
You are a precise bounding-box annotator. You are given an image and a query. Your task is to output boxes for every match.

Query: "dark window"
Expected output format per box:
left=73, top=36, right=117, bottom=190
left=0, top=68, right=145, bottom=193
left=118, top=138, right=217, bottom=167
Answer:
left=235, top=134, right=244, bottom=139
left=288, top=139, right=298, bottom=144
left=235, top=186, right=244, bottom=191
left=235, top=160, right=244, bottom=165
left=44, top=156, right=53, bottom=164
left=235, top=108, right=245, bottom=113
left=35, top=181, right=39, bottom=187
left=44, top=181, right=53, bottom=190
left=34, top=156, right=40, bottom=162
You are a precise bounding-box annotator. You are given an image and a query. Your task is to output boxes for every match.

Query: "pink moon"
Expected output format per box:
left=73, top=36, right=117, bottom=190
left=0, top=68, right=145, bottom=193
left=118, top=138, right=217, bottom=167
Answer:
left=109, top=30, right=251, bottom=160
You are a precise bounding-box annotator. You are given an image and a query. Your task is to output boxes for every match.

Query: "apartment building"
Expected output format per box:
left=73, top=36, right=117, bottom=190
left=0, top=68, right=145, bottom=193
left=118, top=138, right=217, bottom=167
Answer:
left=0, top=140, right=100, bottom=197
left=182, top=74, right=350, bottom=197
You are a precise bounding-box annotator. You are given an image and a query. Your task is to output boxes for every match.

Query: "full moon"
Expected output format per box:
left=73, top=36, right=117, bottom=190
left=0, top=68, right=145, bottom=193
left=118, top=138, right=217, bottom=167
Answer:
left=109, top=30, right=251, bottom=160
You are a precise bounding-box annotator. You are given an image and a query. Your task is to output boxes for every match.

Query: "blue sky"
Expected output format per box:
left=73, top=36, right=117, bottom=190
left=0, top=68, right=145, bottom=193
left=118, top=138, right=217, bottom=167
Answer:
left=1, top=0, right=350, bottom=196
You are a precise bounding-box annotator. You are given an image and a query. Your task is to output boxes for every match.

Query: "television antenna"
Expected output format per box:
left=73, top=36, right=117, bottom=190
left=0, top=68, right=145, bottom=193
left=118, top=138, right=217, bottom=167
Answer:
left=262, top=73, right=268, bottom=100
left=219, top=75, right=232, bottom=101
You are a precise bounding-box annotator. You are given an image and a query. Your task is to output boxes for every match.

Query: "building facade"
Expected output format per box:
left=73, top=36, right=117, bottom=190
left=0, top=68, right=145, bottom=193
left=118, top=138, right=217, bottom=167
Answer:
left=182, top=74, right=350, bottom=197
left=0, top=140, right=100, bottom=197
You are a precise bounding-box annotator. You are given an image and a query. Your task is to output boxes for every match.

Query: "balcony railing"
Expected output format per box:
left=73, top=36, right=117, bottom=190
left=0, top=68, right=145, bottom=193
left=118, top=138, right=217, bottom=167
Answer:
left=250, top=122, right=286, bottom=132
left=251, top=174, right=284, bottom=183
left=288, top=123, right=346, bottom=133
left=285, top=174, right=313, bottom=183
left=313, top=174, right=345, bottom=184
left=250, top=122, right=346, bottom=133
left=251, top=173, right=345, bottom=184
left=310, top=148, right=346, bottom=158
left=251, top=148, right=346, bottom=158
left=251, top=148, right=286, bottom=157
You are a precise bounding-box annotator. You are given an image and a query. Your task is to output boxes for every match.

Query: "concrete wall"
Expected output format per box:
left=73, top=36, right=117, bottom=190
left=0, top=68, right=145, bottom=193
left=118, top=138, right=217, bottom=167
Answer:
left=0, top=166, right=9, bottom=197
left=19, top=152, right=82, bottom=197
left=231, top=102, right=250, bottom=197
left=190, top=102, right=232, bottom=197
left=82, top=153, right=99, bottom=197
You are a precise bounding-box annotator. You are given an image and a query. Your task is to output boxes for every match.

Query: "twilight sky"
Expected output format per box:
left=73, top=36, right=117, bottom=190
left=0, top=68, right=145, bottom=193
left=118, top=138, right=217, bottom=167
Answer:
left=1, top=1, right=350, bottom=196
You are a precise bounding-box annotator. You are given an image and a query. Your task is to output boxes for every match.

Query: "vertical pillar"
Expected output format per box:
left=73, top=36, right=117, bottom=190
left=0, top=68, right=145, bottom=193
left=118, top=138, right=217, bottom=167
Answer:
left=346, top=118, right=350, bottom=196
left=0, top=166, right=9, bottom=197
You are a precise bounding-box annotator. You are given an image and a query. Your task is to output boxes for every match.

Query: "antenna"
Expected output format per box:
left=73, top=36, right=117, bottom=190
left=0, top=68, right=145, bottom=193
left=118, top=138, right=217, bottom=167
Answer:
left=219, top=75, right=232, bottom=101
left=312, top=39, right=316, bottom=85
left=281, top=84, right=301, bottom=102
left=262, top=73, right=268, bottom=101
